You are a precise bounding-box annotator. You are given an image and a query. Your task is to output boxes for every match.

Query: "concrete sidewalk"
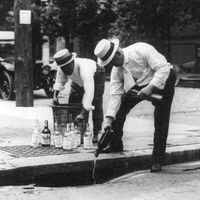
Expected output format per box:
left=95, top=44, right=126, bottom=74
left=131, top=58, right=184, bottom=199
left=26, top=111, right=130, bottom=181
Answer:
left=0, top=100, right=200, bottom=186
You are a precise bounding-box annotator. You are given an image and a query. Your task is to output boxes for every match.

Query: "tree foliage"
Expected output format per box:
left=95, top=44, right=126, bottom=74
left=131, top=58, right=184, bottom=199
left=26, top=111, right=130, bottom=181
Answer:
left=109, top=0, right=200, bottom=46
left=40, top=1, right=63, bottom=39
left=2, top=0, right=200, bottom=55
left=40, top=0, right=117, bottom=41
left=0, top=0, right=14, bottom=30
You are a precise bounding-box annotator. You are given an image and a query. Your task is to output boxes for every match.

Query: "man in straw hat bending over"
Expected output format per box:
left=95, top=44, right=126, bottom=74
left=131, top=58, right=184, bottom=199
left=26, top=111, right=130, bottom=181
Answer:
left=94, top=39, right=176, bottom=172
left=53, top=49, right=105, bottom=143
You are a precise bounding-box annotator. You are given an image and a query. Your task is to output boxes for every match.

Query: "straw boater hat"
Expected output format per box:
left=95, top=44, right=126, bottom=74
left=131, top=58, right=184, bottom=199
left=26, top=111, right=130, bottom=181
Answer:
left=53, top=49, right=77, bottom=67
left=94, top=38, right=119, bottom=67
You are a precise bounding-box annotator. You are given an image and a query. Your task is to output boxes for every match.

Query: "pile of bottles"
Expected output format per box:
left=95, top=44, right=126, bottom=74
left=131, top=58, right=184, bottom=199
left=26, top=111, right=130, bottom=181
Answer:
left=30, top=116, right=93, bottom=150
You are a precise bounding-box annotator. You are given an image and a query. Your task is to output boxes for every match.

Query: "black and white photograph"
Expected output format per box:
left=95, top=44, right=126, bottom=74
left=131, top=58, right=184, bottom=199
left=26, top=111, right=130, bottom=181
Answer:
left=0, top=0, right=200, bottom=199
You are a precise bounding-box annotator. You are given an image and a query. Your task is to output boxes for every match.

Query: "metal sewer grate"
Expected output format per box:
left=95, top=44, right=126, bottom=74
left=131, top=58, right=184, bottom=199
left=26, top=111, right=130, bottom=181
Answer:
left=0, top=145, right=88, bottom=158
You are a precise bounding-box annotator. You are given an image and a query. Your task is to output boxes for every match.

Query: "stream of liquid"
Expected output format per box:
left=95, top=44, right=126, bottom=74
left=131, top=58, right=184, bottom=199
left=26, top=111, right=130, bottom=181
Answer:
left=92, top=157, right=97, bottom=185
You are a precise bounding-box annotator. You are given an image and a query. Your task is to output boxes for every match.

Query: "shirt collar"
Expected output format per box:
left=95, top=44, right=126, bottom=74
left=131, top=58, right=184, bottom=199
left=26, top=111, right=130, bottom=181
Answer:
left=123, top=48, right=129, bottom=65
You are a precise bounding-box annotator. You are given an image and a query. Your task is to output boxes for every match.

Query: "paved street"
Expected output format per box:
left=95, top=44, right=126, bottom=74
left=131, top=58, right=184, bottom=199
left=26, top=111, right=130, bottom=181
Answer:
left=0, top=161, right=200, bottom=200
left=0, top=84, right=199, bottom=200
left=1, top=1, right=200, bottom=199
left=1, top=83, right=200, bottom=149
left=33, top=83, right=200, bottom=126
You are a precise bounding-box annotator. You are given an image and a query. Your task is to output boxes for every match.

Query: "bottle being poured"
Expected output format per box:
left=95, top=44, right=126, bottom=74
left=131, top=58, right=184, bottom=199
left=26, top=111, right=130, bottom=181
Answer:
left=95, top=129, right=115, bottom=158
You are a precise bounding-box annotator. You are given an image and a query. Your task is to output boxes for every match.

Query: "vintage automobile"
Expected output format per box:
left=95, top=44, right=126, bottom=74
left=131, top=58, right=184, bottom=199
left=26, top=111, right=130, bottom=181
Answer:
left=174, top=60, right=200, bottom=86
left=0, top=31, right=56, bottom=100
left=0, top=57, right=56, bottom=100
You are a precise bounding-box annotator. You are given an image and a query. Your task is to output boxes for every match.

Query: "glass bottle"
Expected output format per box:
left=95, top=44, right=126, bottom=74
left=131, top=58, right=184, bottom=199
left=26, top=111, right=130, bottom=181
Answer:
left=75, top=125, right=81, bottom=147
left=80, top=120, right=85, bottom=144
left=63, top=123, right=72, bottom=150
left=54, top=122, right=62, bottom=148
left=84, top=123, right=93, bottom=150
left=41, top=120, right=51, bottom=147
left=31, top=119, right=41, bottom=148
left=71, top=122, right=77, bottom=149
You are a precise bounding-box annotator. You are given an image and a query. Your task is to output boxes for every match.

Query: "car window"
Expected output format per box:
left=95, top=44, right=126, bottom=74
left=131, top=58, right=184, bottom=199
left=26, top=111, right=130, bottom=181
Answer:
left=0, top=31, right=14, bottom=59
left=0, top=42, right=14, bottom=59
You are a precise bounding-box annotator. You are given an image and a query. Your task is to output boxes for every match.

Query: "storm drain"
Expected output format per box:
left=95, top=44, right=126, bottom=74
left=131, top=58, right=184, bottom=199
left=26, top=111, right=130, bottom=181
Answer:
left=0, top=145, right=91, bottom=158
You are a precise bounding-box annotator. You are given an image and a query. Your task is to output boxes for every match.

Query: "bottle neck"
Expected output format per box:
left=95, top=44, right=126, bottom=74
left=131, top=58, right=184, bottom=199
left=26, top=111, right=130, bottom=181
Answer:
left=55, top=123, right=59, bottom=131
left=71, top=122, right=75, bottom=131
left=86, top=123, right=90, bottom=131
left=44, top=120, right=49, bottom=128
left=33, top=119, right=39, bottom=130
left=66, top=123, right=70, bottom=132
left=34, top=125, right=39, bottom=130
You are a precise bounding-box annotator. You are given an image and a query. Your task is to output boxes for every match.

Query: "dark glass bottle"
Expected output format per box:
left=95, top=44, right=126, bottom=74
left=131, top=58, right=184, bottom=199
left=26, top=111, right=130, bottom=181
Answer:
left=41, top=120, right=51, bottom=147
left=130, top=89, right=162, bottom=102
left=95, top=129, right=114, bottom=157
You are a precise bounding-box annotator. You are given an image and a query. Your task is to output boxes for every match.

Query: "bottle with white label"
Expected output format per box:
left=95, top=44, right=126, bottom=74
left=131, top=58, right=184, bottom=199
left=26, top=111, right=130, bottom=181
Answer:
left=71, top=122, right=77, bottom=149
left=84, top=123, right=93, bottom=150
left=75, top=125, right=81, bottom=147
left=54, top=122, right=62, bottom=148
left=63, top=123, right=72, bottom=150
left=31, top=119, right=41, bottom=148
left=41, top=120, right=51, bottom=147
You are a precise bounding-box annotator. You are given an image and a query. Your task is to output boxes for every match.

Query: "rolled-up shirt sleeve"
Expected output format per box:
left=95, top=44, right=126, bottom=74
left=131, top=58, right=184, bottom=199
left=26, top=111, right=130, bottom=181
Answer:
left=106, top=67, right=124, bottom=119
left=82, top=74, right=95, bottom=111
left=145, top=45, right=171, bottom=89
left=80, top=61, right=96, bottom=111
left=53, top=67, right=68, bottom=91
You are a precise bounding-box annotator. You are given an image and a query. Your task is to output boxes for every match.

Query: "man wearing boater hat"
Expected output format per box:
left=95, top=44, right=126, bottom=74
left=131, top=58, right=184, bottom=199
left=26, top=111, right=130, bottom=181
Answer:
left=94, top=39, right=176, bottom=172
left=53, top=49, right=105, bottom=143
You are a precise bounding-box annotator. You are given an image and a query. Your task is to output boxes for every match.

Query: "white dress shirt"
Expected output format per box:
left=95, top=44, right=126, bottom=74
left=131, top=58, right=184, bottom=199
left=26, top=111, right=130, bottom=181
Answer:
left=53, top=58, right=97, bottom=111
left=106, top=42, right=173, bottom=119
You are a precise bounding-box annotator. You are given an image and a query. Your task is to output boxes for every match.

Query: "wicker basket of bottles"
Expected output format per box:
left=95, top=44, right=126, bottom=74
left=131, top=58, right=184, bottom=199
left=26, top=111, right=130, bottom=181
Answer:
left=51, top=103, right=85, bottom=133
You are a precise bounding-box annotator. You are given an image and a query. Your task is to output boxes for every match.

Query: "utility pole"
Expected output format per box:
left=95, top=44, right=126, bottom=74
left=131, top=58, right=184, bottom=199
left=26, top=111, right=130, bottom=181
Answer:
left=14, top=0, right=33, bottom=107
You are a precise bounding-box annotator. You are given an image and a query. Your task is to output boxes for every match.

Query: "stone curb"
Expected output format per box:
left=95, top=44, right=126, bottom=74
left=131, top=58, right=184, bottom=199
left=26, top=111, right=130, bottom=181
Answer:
left=0, top=144, right=199, bottom=186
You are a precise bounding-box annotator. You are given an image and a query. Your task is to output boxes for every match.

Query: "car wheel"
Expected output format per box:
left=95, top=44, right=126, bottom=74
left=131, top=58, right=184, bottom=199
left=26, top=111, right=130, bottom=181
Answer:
left=0, top=70, right=15, bottom=100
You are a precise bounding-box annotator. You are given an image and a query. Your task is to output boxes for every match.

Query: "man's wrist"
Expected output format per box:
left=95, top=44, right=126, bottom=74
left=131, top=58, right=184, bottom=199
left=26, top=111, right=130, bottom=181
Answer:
left=106, top=116, right=114, bottom=123
left=81, top=107, right=88, bottom=116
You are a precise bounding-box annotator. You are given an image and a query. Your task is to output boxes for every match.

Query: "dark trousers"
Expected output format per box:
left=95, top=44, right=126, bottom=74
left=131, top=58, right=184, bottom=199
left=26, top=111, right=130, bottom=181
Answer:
left=112, top=69, right=176, bottom=163
left=69, top=70, right=105, bottom=136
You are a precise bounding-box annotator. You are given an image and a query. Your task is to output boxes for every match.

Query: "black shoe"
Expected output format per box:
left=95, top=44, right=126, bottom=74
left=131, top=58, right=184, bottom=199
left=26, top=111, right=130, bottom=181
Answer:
left=151, top=163, right=162, bottom=173
left=100, top=142, right=123, bottom=154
